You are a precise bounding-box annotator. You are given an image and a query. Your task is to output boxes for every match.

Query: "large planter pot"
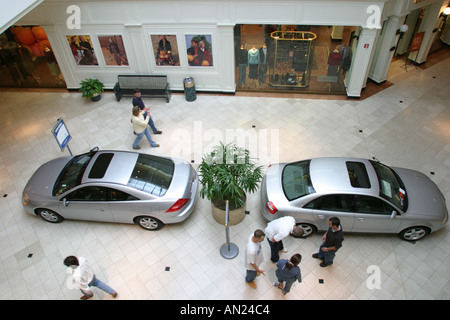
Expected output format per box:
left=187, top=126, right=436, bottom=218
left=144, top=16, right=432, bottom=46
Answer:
left=211, top=194, right=246, bottom=225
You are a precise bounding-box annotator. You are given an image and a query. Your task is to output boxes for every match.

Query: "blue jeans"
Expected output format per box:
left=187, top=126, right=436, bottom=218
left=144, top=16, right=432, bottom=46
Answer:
left=133, top=127, right=158, bottom=148
left=268, top=239, right=284, bottom=262
left=245, top=270, right=257, bottom=283
left=276, top=274, right=296, bottom=294
left=143, top=111, right=158, bottom=133
left=317, top=244, right=336, bottom=266
left=81, top=275, right=115, bottom=297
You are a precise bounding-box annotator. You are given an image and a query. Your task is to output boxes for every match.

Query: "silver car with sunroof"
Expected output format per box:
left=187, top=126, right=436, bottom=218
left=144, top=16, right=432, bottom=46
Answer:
left=261, top=157, right=448, bottom=241
left=23, top=148, right=199, bottom=230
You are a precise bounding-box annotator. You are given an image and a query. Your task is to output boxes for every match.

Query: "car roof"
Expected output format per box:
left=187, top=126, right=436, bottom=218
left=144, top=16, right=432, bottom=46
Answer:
left=81, top=150, right=140, bottom=185
left=309, top=157, right=379, bottom=195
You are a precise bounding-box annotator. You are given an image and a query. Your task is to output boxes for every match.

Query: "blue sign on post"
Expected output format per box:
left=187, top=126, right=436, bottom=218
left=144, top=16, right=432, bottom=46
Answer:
left=51, top=118, right=72, bottom=155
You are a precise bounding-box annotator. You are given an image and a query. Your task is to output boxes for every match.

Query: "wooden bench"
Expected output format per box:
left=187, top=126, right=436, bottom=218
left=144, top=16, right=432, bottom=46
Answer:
left=113, top=75, right=171, bottom=102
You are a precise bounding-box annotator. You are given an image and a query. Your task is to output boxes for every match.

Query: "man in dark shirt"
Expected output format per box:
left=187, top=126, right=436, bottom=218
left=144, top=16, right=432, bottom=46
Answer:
left=132, top=89, right=162, bottom=135
left=312, top=217, right=344, bottom=267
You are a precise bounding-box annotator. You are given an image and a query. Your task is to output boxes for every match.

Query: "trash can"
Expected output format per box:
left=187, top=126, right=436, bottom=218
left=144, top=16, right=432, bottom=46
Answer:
left=183, top=76, right=196, bottom=102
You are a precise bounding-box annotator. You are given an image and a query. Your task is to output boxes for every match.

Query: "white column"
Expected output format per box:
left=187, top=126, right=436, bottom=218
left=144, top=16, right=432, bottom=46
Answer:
left=42, top=26, right=78, bottom=89
left=408, top=1, right=442, bottom=64
left=441, top=17, right=450, bottom=44
left=217, top=23, right=236, bottom=92
left=369, top=15, right=406, bottom=83
left=345, top=27, right=378, bottom=98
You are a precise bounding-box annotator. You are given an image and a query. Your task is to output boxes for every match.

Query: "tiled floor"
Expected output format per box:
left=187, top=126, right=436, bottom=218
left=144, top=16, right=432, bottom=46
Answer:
left=0, top=56, right=449, bottom=300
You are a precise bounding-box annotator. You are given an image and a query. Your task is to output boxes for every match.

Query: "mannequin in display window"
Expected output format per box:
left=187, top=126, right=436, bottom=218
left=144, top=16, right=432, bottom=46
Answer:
left=327, top=47, right=341, bottom=76
left=339, top=45, right=352, bottom=76
left=248, top=45, right=260, bottom=81
left=237, top=45, right=248, bottom=87
left=258, top=44, right=268, bottom=86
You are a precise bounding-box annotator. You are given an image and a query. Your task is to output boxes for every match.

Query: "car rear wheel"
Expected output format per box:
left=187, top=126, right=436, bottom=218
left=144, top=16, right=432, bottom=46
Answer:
left=135, top=216, right=164, bottom=231
left=399, top=226, right=430, bottom=241
left=296, top=223, right=317, bottom=238
left=36, top=208, right=64, bottom=223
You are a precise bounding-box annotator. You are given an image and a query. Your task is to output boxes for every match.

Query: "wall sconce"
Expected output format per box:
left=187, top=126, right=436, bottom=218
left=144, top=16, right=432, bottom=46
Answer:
left=396, top=24, right=409, bottom=39
left=439, top=7, right=450, bottom=18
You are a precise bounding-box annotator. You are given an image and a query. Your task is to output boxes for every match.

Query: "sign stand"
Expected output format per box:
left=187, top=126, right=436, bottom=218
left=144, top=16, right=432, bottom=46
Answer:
left=220, top=200, right=239, bottom=259
left=51, top=118, right=72, bottom=156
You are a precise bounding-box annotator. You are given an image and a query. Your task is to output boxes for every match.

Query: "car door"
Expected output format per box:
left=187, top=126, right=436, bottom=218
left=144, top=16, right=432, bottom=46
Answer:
left=352, top=195, right=402, bottom=233
left=305, top=194, right=355, bottom=231
left=107, top=187, right=143, bottom=223
left=58, top=185, right=113, bottom=222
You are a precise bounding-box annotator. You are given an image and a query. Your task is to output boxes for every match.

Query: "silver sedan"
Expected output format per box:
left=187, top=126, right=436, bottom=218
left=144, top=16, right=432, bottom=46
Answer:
left=261, top=157, right=448, bottom=241
left=23, top=149, right=199, bottom=230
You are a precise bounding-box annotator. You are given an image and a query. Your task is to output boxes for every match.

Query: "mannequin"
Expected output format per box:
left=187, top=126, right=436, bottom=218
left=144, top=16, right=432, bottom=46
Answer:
left=248, top=45, right=260, bottom=80
left=339, top=45, right=352, bottom=75
left=258, top=44, right=268, bottom=85
left=237, top=45, right=248, bottom=87
left=327, top=47, right=341, bottom=76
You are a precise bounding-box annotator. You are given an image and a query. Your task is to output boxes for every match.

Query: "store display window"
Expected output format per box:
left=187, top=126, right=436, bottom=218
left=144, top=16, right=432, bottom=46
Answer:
left=0, top=26, right=65, bottom=88
left=234, top=24, right=357, bottom=94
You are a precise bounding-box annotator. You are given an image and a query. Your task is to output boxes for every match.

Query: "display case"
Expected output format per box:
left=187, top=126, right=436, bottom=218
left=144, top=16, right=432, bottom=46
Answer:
left=268, top=31, right=316, bottom=88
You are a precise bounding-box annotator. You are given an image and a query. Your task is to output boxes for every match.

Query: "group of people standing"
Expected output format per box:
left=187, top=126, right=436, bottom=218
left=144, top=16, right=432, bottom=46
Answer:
left=62, top=217, right=342, bottom=300
left=245, top=216, right=344, bottom=296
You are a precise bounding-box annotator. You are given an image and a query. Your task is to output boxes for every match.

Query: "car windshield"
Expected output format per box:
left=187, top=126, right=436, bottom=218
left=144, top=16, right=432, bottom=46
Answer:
left=128, top=154, right=174, bottom=197
left=282, top=160, right=315, bottom=201
left=370, top=160, right=407, bottom=211
left=53, top=152, right=94, bottom=196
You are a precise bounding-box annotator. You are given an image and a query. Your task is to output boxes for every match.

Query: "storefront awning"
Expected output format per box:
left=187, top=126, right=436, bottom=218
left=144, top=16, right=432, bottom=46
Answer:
left=0, top=0, right=43, bottom=34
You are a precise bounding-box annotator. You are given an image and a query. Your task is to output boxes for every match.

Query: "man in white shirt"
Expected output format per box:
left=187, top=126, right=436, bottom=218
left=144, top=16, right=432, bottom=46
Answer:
left=245, top=229, right=265, bottom=289
left=265, top=216, right=303, bottom=262
left=64, top=256, right=118, bottom=300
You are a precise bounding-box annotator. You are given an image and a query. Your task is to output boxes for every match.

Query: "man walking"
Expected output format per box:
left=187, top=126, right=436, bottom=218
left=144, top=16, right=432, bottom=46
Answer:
left=265, top=216, right=304, bottom=263
left=64, top=256, right=118, bottom=300
left=312, top=217, right=344, bottom=267
left=132, top=88, right=162, bottom=135
left=245, top=229, right=265, bottom=289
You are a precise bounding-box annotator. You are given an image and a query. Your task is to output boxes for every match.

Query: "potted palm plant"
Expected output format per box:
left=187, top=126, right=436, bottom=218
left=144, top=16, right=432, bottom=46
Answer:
left=80, top=78, right=104, bottom=101
left=198, top=141, right=263, bottom=225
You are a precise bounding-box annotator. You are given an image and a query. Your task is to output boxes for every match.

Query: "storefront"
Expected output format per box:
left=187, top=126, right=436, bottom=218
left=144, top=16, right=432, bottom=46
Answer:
left=234, top=24, right=358, bottom=94
left=2, top=0, right=448, bottom=98
left=0, top=26, right=65, bottom=88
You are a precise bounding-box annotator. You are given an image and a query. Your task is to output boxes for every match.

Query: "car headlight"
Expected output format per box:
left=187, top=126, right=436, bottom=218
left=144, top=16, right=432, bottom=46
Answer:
left=22, top=193, right=30, bottom=206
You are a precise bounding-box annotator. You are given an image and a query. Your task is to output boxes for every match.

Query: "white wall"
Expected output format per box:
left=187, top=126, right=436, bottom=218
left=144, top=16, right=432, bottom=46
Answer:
left=17, top=0, right=386, bottom=94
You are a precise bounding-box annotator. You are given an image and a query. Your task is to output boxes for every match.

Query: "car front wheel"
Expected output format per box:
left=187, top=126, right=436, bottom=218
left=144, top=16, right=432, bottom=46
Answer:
left=399, top=226, right=430, bottom=241
left=36, top=208, right=64, bottom=223
left=135, top=216, right=164, bottom=231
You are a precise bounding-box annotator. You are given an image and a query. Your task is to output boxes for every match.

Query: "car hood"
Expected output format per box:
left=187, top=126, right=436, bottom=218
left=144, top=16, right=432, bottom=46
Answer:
left=23, top=157, right=72, bottom=197
left=393, top=167, right=448, bottom=218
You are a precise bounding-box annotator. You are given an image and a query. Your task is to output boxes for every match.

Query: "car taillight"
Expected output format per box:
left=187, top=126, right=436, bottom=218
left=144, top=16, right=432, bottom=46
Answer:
left=166, top=198, right=189, bottom=213
left=266, top=201, right=278, bottom=214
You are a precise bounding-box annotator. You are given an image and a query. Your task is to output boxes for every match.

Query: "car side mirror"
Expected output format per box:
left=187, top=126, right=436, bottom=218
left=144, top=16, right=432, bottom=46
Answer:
left=63, top=198, right=69, bottom=207
left=390, top=210, right=397, bottom=219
